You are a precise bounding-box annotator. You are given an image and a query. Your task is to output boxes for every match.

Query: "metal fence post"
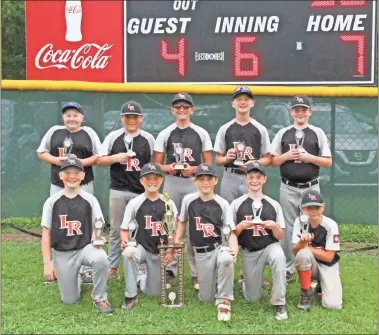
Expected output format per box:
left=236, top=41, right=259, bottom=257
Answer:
left=330, top=99, right=336, bottom=219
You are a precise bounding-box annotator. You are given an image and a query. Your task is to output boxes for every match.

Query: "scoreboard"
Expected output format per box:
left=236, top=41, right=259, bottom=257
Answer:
left=124, top=0, right=377, bottom=85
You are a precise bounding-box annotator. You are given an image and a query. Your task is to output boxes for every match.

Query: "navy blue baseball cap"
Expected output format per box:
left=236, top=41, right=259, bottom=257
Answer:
left=245, top=161, right=266, bottom=176
left=301, top=190, right=323, bottom=207
left=172, top=93, right=193, bottom=106
left=232, top=86, right=254, bottom=100
left=62, top=102, right=83, bottom=114
left=291, top=95, right=312, bottom=109
left=61, top=155, right=84, bottom=171
left=121, top=101, right=143, bottom=116
left=194, top=164, right=218, bottom=178
left=140, top=163, right=164, bottom=177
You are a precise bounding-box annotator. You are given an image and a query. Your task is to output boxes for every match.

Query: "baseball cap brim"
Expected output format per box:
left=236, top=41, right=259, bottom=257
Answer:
left=195, top=172, right=217, bottom=178
left=233, top=92, right=254, bottom=100
left=62, top=105, right=83, bottom=114
left=291, top=103, right=311, bottom=108
left=301, top=202, right=323, bottom=207
left=140, top=171, right=164, bottom=177
left=246, top=167, right=266, bottom=176
left=172, top=99, right=193, bottom=106
left=61, top=163, right=84, bottom=171
left=121, top=112, right=142, bottom=116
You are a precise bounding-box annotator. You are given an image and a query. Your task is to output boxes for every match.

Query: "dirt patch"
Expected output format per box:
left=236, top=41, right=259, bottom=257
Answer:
left=1, top=229, right=41, bottom=242
left=341, top=242, right=378, bottom=256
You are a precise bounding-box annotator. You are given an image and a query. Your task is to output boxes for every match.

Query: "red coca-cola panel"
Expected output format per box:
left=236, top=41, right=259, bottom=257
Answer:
left=26, top=0, right=123, bottom=82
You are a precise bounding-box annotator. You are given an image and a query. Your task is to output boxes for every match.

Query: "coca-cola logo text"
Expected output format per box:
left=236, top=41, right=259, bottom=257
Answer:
left=66, top=6, right=82, bottom=14
left=34, top=43, right=113, bottom=70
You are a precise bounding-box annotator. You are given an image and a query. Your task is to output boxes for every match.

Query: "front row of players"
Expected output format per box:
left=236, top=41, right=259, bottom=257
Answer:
left=41, top=157, right=342, bottom=319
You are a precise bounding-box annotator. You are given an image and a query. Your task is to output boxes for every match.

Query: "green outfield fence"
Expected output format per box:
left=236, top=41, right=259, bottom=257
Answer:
left=1, top=87, right=378, bottom=224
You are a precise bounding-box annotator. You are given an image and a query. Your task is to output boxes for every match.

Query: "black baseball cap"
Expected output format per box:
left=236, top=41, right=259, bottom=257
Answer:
left=291, top=95, right=312, bottom=109
left=232, top=86, right=254, bottom=100
left=172, top=93, right=193, bottom=106
left=245, top=161, right=266, bottom=176
left=194, top=164, right=218, bottom=178
left=121, top=101, right=143, bottom=116
left=61, top=155, right=84, bottom=171
left=62, top=102, right=83, bottom=114
left=140, top=163, right=164, bottom=177
left=301, top=190, right=324, bottom=207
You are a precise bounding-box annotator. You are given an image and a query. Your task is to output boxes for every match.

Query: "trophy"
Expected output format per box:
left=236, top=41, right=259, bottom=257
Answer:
left=252, top=200, right=263, bottom=224
left=59, top=136, right=73, bottom=157
left=122, top=220, right=138, bottom=259
left=124, top=134, right=136, bottom=157
left=158, top=192, right=185, bottom=307
left=299, top=213, right=314, bottom=242
left=234, top=141, right=246, bottom=166
left=289, top=143, right=302, bottom=164
left=295, top=129, right=306, bottom=153
left=220, top=226, right=232, bottom=251
left=93, top=217, right=105, bottom=246
left=173, top=143, right=184, bottom=170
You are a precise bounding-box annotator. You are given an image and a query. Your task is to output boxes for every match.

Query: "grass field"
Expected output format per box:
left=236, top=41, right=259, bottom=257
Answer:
left=1, top=225, right=378, bottom=335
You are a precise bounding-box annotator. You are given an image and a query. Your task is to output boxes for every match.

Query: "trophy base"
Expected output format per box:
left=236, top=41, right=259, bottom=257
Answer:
left=298, top=148, right=306, bottom=153
left=252, top=219, right=263, bottom=224
left=163, top=303, right=185, bottom=308
left=126, top=151, right=136, bottom=157
left=220, top=246, right=230, bottom=252
left=294, top=160, right=302, bottom=164
left=93, top=240, right=105, bottom=246
left=174, top=164, right=184, bottom=170
left=233, top=161, right=244, bottom=166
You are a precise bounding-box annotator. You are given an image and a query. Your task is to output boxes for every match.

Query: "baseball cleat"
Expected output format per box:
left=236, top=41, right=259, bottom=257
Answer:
left=286, top=272, right=294, bottom=284
left=121, top=296, right=138, bottom=310
left=81, top=271, right=93, bottom=285
left=297, top=289, right=313, bottom=311
left=217, top=301, right=231, bottom=322
left=274, top=305, right=288, bottom=321
left=94, top=299, right=114, bottom=314
left=191, top=277, right=199, bottom=290
left=107, top=269, right=120, bottom=280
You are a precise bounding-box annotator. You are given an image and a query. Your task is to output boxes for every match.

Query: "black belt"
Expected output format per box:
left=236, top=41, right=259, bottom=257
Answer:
left=193, top=242, right=219, bottom=254
left=281, top=178, right=318, bottom=189
left=242, top=246, right=260, bottom=252
left=225, top=167, right=245, bottom=175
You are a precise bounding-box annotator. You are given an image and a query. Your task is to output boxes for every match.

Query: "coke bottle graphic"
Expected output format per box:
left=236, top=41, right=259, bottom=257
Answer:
left=65, top=0, right=82, bottom=42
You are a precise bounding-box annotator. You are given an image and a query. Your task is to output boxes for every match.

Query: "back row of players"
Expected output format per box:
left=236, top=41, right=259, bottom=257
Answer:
left=38, top=87, right=342, bottom=320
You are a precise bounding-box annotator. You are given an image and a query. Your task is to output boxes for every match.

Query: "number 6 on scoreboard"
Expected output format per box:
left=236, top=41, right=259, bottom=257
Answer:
left=233, top=36, right=260, bottom=78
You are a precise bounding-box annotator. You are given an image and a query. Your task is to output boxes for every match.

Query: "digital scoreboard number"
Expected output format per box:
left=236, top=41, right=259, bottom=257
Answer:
left=123, top=0, right=377, bottom=85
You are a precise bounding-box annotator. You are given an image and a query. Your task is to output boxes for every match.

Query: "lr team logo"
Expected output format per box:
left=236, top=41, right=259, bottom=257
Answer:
left=244, top=216, right=269, bottom=236
left=59, top=215, right=83, bottom=236
left=232, top=142, right=255, bottom=161
left=194, top=217, right=218, bottom=237
left=145, top=216, right=165, bottom=236
left=121, top=158, right=141, bottom=171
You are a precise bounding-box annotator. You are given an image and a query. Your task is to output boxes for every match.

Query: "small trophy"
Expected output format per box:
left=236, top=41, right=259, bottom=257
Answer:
left=299, top=213, right=313, bottom=241
left=234, top=141, right=246, bottom=166
left=93, top=217, right=105, bottom=246
left=220, top=226, right=232, bottom=252
left=173, top=143, right=184, bottom=170
left=158, top=192, right=185, bottom=308
left=295, top=129, right=306, bottom=153
left=252, top=200, right=263, bottom=224
left=289, top=143, right=302, bottom=164
left=59, top=136, right=73, bottom=157
left=122, top=220, right=138, bottom=259
left=124, top=134, right=136, bottom=157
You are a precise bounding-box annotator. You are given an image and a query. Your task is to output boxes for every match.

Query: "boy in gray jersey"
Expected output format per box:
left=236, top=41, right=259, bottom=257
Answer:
left=214, top=86, right=271, bottom=204
left=175, top=164, right=238, bottom=322
left=41, top=156, right=113, bottom=313
left=230, top=162, right=288, bottom=321
left=292, top=190, right=342, bottom=311
left=154, top=93, right=213, bottom=289
left=271, top=95, right=332, bottom=282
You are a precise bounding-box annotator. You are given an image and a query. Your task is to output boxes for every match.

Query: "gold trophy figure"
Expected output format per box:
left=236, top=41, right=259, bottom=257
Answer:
left=93, top=217, right=105, bottom=246
left=234, top=141, right=246, bottom=166
left=158, top=192, right=185, bottom=307
left=220, top=226, right=232, bottom=252
left=122, top=220, right=138, bottom=260
left=173, top=143, right=185, bottom=170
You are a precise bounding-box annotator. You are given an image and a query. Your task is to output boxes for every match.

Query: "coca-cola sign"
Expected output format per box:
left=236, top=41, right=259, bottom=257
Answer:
left=26, top=1, right=122, bottom=82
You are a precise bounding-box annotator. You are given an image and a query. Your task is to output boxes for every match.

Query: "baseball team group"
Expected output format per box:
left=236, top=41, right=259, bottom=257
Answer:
left=37, top=86, right=343, bottom=322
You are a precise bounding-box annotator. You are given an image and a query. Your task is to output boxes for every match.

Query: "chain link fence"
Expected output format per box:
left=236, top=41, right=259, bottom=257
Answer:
left=1, top=91, right=377, bottom=224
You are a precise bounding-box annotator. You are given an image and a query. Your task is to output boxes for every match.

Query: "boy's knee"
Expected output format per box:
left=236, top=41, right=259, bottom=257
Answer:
left=61, top=295, right=80, bottom=305
left=322, top=297, right=342, bottom=310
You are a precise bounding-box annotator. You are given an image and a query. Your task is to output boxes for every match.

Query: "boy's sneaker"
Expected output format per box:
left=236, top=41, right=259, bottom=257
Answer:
left=274, top=305, right=288, bottom=321
left=286, top=272, right=294, bottom=283
left=217, top=300, right=231, bottom=321
left=94, top=300, right=114, bottom=314
left=191, top=277, right=200, bottom=290
left=297, top=289, right=313, bottom=311
left=108, top=269, right=120, bottom=280
left=121, top=296, right=138, bottom=310
left=81, top=271, right=93, bottom=285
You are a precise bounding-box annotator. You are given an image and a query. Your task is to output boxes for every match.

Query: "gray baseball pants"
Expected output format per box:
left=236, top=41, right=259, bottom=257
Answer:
left=122, top=244, right=161, bottom=298
left=163, top=174, right=197, bottom=278
left=108, top=189, right=139, bottom=269
left=280, top=181, right=320, bottom=274
left=50, top=181, right=94, bottom=196
left=194, top=246, right=235, bottom=305
left=220, top=170, right=247, bottom=203
left=50, top=182, right=94, bottom=277
left=52, top=244, right=108, bottom=304
left=241, top=242, right=286, bottom=305
left=295, top=248, right=342, bottom=309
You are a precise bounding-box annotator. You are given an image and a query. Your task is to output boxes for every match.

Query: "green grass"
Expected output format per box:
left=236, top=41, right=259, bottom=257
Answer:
left=1, top=240, right=377, bottom=334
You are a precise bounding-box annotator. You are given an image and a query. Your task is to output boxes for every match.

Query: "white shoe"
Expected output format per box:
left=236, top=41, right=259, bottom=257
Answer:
left=217, top=301, right=231, bottom=322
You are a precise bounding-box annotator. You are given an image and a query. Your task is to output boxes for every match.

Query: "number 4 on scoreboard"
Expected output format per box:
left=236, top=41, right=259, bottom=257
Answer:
left=160, top=38, right=186, bottom=77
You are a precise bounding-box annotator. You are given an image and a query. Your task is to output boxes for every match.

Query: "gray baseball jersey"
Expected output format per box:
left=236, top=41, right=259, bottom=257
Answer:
left=37, top=126, right=101, bottom=187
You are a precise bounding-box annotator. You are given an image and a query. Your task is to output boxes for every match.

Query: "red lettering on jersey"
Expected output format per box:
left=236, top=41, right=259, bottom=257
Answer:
left=194, top=217, right=218, bottom=238
left=243, top=147, right=255, bottom=160
left=124, top=158, right=141, bottom=171
left=151, top=222, right=164, bottom=237
left=59, top=215, right=83, bottom=237
left=145, top=216, right=153, bottom=229
left=183, top=148, right=195, bottom=162
left=252, top=224, right=268, bottom=237
left=202, top=223, right=217, bottom=237
left=333, top=234, right=339, bottom=243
